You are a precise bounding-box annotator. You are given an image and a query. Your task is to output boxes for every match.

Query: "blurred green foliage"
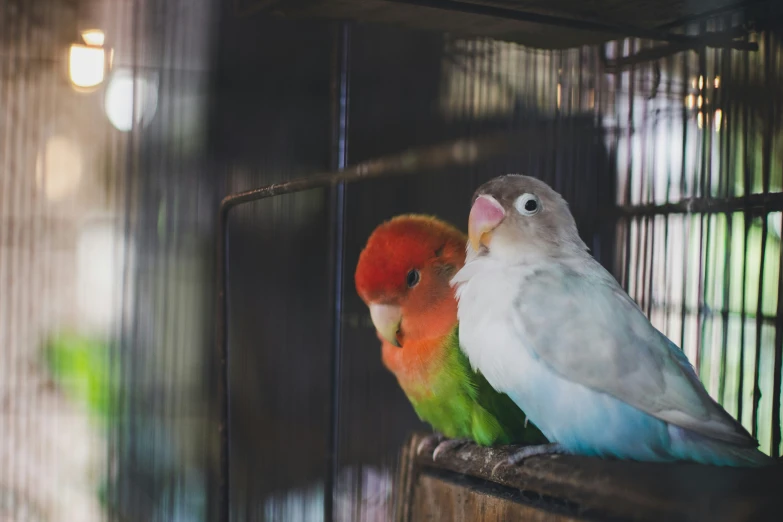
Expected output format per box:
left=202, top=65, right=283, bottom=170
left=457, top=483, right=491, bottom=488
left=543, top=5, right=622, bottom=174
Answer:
left=43, top=331, right=117, bottom=425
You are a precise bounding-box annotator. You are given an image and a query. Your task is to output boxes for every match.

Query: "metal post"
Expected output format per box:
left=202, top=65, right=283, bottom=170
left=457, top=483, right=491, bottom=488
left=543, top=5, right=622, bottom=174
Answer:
left=325, top=21, right=351, bottom=522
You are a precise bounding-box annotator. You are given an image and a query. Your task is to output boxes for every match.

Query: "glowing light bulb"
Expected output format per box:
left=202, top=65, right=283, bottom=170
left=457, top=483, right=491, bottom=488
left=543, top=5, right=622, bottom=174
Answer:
left=698, top=76, right=704, bottom=89
left=714, top=76, right=721, bottom=89
left=104, top=69, right=159, bottom=132
left=714, top=109, right=723, bottom=131
left=69, top=44, right=105, bottom=89
left=81, top=29, right=105, bottom=47
left=685, top=95, right=694, bottom=109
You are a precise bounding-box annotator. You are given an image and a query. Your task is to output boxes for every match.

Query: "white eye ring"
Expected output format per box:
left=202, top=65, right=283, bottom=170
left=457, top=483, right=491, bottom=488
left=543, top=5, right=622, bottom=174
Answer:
left=514, top=193, right=541, bottom=216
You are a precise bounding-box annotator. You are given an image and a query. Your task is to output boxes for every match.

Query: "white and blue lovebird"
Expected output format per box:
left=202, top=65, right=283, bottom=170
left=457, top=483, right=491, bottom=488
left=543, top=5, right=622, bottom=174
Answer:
left=451, top=174, right=773, bottom=468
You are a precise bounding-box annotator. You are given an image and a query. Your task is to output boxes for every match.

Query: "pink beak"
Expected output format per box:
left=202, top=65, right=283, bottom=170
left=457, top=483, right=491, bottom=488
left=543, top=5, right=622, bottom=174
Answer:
left=369, top=303, right=402, bottom=347
left=468, top=195, right=505, bottom=251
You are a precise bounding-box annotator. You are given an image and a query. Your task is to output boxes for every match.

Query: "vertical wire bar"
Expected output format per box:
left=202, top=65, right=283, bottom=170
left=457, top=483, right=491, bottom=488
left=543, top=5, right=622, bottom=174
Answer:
left=752, top=204, right=768, bottom=440
left=714, top=16, right=739, bottom=408
left=486, top=38, right=496, bottom=185
left=164, top=9, right=177, bottom=518
left=13, top=5, right=22, bottom=512
left=623, top=39, right=635, bottom=294
left=678, top=37, right=691, bottom=351
left=465, top=38, right=475, bottom=189
left=644, top=49, right=656, bottom=320
left=38, top=1, right=54, bottom=517
left=478, top=38, right=488, bottom=181
left=633, top=47, right=646, bottom=309
left=131, top=5, right=148, bottom=516
left=472, top=38, right=484, bottom=187
left=752, top=30, right=773, bottom=440
left=325, top=21, right=350, bottom=522
left=10, top=3, right=20, bottom=512
left=737, top=32, right=752, bottom=425
left=773, top=201, right=783, bottom=455
left=217, top=194, right=230, bottom=521
left=28, top=4, right=43, bottom=511
left=528, top=43, right=537, bottom=178
left=150, top=4, right=168, bottom=517
left=126, top=3, right=144, bottom=517
left=0, top=13, right=8, bottom=473
left=0, top=6, right=15, bottom=502
left=637, top=40, right=652, bottom=319
left=506, top=41, right=516, bottom=177
left=718, top=17, right=734, bottom=407
left=749, top=29, right=773, bottom=444
left=39, top=4, right=54, bottom=517
left=662, top=52, right=674, bottom=336
left=696, top=38, right=709, bottom=373
left=772, top=32, right=783, bottom=456
left=115, top=0, right=136, bottom=514
left=574, top=46, right=584, bottom=239
left=18, top=2, right=31, bottom=511
left=108, top=34, right=123, bottom=522
left=552, top=50, right=562, bottom=193
left=172, top=2, right=191, bottom=511
left=706, top=30, right=721, bottom=397
left=160, top=5, right=178, bottom=518
left=595, top=45, right=610, bottom=267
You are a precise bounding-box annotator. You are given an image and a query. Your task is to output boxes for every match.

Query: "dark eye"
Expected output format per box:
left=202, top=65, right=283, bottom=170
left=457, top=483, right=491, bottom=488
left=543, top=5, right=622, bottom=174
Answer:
left=514, top=193, right=542, bottom=216
left=406, top=269, right=420, bottom=288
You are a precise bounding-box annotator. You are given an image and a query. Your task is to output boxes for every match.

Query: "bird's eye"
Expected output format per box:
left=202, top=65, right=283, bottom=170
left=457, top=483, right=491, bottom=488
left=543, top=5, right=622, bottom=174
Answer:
left=514, top=193, right=541, bottom=216
left=406, top=269, right=420, bottom=288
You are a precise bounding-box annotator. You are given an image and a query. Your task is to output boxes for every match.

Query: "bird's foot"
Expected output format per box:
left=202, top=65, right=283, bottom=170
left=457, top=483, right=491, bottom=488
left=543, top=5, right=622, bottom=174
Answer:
left=416, top=433, right=446, bottom=456
left=432, top=438, right=472, bottom=461
left=492, top=443, right=568, bottom=475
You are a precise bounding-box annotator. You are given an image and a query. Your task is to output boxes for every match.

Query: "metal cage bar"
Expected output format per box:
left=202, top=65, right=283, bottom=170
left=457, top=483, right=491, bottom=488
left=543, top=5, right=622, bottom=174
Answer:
left=387, top=0, right=759, bottom=48
left=324, top=22, right=351, bottom=522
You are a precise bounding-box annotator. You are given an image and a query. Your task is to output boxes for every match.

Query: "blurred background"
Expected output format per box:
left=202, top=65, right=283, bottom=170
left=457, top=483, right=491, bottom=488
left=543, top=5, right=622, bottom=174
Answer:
left=2, top=0, right=783, bottom=521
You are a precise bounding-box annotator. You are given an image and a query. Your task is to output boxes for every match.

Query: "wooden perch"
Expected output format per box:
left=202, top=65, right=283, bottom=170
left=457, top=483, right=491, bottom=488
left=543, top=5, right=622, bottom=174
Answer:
left=397, top=432, right=783, bottom=521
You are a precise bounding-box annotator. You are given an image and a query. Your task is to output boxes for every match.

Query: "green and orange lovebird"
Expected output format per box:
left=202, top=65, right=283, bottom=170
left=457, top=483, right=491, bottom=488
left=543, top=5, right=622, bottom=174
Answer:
left=354, top=215, right=545, bottom=457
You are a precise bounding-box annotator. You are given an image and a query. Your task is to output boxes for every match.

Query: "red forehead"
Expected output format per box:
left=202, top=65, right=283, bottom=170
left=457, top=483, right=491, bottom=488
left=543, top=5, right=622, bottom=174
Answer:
left=355, top=215, right=466, bottom=302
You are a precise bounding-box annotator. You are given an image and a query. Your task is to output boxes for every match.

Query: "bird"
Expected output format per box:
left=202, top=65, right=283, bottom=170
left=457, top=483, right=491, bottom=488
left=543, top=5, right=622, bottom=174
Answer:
left=355, top=214, right=546, bottom=459
left=451, top=174, right=773, bottom=468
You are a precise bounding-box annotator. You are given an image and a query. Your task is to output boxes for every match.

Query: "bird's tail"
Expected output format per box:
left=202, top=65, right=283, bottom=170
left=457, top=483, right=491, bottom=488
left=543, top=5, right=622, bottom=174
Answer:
left=703, top=444, right=774, bottom=468
left=671, top=427, right=775, bottom=467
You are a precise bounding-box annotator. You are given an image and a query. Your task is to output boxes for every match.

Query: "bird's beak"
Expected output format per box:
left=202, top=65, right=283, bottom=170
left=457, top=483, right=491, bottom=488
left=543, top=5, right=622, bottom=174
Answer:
left=469, top=195, right=505, bottom=251
left=369, top=303, right=402, bottom=347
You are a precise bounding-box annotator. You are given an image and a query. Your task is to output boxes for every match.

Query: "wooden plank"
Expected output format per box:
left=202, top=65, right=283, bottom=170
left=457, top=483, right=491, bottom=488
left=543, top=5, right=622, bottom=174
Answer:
left=395, top=434, right=419, bottom=522
left=400, top=433, right=783, bottom=521
left=412, top=472, right=582, bottom=521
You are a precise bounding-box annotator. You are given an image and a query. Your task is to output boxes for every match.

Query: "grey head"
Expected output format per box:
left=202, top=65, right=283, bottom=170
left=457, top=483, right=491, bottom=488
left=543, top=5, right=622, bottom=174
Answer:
left=467, top=174, right=588, bottom=263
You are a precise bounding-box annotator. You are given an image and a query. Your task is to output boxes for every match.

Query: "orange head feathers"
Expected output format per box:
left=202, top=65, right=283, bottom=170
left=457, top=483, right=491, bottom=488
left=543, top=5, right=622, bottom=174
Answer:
left=355, top=214, right=467, bottom=347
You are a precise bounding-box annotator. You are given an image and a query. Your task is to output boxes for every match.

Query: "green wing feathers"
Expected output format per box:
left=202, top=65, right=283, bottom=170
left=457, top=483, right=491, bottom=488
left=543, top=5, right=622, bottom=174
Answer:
left=470, top=362, right=547, bottom=444
left=408, top=328, right=546, bottom=446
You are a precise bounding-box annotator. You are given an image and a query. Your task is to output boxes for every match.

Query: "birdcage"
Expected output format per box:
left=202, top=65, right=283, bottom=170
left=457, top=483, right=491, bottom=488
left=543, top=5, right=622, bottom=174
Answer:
left=2, top=0, right=783, bottom=521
